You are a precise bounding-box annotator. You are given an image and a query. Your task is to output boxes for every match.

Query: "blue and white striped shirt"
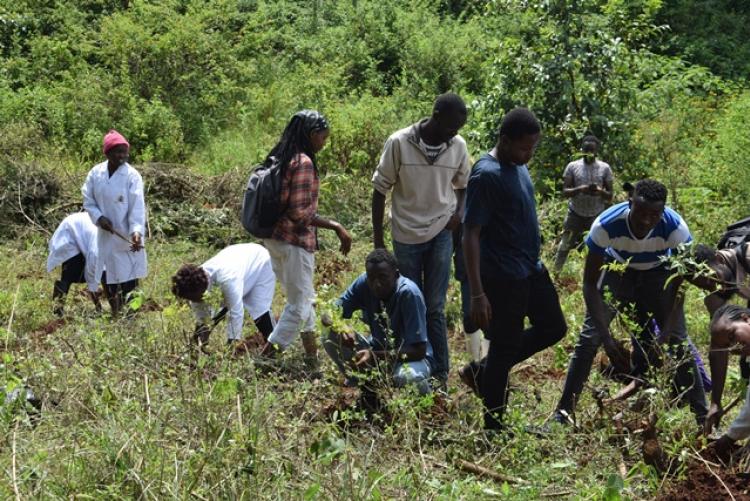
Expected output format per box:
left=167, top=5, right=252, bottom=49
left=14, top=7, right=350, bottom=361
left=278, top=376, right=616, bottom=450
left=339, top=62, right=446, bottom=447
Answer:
left=586, top=202, right=691, bottom=270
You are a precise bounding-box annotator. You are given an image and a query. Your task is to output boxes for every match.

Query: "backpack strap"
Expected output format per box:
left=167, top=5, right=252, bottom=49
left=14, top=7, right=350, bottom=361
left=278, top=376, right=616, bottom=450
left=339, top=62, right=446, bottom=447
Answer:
left=735, top=242, right=750, bottom=275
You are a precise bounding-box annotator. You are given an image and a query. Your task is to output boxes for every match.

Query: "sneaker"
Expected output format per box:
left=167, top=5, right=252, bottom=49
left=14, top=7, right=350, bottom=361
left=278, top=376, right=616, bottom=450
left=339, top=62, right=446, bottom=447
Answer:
left=552, top=409, right=574, bottom=426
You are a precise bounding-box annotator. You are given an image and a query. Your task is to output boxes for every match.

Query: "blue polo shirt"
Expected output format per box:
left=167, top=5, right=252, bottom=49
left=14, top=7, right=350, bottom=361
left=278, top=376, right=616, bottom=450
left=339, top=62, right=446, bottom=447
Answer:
left=463, top=153, right=542, bottom=280
left=338, top=274, right=434, bottom=365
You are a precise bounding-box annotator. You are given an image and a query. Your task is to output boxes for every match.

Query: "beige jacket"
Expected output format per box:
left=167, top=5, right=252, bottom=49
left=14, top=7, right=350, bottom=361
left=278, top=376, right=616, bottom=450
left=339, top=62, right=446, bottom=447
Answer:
left=372, top=120, right=471, bottom=244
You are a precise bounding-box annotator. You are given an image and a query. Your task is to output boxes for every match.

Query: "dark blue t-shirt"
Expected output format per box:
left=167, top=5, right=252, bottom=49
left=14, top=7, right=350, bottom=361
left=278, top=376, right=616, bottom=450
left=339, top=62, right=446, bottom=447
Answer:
left=463, top=153, right=542, bottom=280
left=338, top=274, right=434, bottom=365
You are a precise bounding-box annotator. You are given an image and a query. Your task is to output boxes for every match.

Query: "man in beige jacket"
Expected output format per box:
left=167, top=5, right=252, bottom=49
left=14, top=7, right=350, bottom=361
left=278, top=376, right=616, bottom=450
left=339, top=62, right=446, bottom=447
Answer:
left=371, top=93, right=471, bottom=385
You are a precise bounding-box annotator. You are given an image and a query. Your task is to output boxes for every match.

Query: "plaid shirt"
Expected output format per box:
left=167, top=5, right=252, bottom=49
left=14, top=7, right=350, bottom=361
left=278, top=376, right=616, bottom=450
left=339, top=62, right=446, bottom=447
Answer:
left=271, top=153, right=319, bottom=252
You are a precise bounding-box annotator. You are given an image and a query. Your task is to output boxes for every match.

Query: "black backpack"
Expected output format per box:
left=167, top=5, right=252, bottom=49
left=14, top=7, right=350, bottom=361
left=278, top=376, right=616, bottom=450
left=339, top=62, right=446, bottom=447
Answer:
left=241, top=157, right=286, bottom=239
left=717, top=217, right=750, bottom=276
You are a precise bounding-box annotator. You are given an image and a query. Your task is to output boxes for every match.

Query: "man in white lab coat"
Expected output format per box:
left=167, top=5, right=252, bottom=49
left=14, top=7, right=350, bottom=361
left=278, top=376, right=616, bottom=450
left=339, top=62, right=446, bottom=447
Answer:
left=47, top=211, right=103, bottom=316
left=171, top=243, right=276, bottom=354
left=82, top=130, right=147, bottom=314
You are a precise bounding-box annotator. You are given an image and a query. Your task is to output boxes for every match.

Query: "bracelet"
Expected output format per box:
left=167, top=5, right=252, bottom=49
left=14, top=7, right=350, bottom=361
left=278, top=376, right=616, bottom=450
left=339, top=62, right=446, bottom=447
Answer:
left=471, top=293, right=486, bottom=299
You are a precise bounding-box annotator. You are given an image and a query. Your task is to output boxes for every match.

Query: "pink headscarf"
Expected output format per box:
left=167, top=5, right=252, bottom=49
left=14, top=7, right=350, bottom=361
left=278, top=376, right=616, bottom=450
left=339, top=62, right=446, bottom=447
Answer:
left=102, top=129, right=130, bottom=155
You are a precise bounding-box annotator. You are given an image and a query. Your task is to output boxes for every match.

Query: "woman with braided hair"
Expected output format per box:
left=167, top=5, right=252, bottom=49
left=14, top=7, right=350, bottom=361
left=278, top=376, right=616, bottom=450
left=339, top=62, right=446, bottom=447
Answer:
left=261, top=110, right=351, bottom=369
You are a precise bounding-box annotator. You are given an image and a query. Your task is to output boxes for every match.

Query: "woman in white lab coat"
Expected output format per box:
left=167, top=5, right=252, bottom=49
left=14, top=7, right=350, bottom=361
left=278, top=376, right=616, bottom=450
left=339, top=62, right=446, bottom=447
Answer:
left=82, top=130, right=147, bottom=314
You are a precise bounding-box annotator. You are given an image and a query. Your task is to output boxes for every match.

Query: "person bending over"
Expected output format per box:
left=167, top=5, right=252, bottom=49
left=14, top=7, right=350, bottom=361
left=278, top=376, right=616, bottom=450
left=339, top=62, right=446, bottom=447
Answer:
left=553, top=179, right=707, bottom=426
left=172, top=243, right=276, bottom=355
left=706, top=304, right=750, bottom=461
left=688, top=242, right=750, bottom=433
left=47, top=211, right=103, bottom=316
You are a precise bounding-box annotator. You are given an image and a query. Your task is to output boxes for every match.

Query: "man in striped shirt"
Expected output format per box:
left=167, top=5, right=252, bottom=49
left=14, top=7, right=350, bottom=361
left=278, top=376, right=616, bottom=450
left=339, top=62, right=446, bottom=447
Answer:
left=553, top=179, right=708, bottom=424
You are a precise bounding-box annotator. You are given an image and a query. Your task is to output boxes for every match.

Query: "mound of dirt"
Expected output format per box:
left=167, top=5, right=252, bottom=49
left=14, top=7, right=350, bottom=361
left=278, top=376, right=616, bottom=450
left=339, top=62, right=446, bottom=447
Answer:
left=659, top=463, right=750, bottom=500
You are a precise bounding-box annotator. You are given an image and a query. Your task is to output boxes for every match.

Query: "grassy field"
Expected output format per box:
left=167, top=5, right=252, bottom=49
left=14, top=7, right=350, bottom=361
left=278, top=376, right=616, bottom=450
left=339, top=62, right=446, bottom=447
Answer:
left=1, top=216, right=744, bottom=499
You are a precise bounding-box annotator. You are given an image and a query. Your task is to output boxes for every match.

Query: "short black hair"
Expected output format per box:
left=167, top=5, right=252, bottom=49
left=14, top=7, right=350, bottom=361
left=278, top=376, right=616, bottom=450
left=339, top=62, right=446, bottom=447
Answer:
left=692, top=243, right=718, bottom=265
left=633, top=179, right=668, bottom=204
left=433, top=93, right=467, bottom=116
left=172, top=264, right=209, bottom=298
left=710, top=303, right=750, bottom=335
left=498, top=107, right=541, bottom=140
left=366, top=249, right=399, bottom=271
left=582, top=134, right=601, bottom=147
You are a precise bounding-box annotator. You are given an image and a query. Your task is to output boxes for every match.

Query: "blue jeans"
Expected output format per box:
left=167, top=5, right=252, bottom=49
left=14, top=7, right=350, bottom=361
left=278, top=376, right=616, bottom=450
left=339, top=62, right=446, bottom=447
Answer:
left=323, top=330, right=432, bottom=395
left=393, top=230, right=453, bottom=381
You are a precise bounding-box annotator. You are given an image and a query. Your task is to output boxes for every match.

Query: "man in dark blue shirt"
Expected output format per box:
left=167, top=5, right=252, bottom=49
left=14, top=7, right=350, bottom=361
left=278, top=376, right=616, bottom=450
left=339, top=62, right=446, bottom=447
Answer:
left=462, top=108, right=567, bottom=431
left=323, top=249, right=433, bottom=396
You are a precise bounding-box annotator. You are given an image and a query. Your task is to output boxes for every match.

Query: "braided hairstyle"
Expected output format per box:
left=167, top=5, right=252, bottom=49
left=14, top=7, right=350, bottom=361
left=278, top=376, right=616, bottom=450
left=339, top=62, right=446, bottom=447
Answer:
left=265, top=110, right=329, bottom=171
left=172, top=264, right=209, bottom=299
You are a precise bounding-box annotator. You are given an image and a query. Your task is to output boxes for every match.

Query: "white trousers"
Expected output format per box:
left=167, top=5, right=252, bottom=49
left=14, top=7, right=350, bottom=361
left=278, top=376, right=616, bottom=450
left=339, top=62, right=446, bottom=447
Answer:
left=264, top=239, right=316, bottom=348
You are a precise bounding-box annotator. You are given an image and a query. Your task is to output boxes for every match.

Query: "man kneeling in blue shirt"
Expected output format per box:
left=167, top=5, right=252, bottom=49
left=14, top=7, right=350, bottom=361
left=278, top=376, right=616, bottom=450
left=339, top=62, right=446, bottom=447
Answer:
left=323, top=249, right=434, bottom=398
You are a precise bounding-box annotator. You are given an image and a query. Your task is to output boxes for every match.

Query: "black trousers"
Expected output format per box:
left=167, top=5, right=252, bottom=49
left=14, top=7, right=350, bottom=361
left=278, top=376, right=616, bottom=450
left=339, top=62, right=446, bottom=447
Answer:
left=481, top=266, right=567, bottom=429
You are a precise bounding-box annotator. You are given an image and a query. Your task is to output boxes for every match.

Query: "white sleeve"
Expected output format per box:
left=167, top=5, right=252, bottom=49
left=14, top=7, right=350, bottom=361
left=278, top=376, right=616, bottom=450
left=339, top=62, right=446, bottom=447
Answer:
left=84, top=251, right=99, bottom=292
left=727, top=384, right=750, bottom=441
left=127, top=171, right=146, bottom=236
left=82, top=170, right=103, bottom=225
left=222, top=282, right=244, bottom=340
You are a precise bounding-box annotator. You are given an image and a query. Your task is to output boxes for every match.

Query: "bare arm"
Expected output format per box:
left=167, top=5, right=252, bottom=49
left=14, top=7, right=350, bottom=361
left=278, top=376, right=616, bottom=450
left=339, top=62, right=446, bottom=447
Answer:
left=464, top=223, right=492, bottom=330
left=707, top=293, right=729, bottom=407
left=311, top=214, right=351, bottom=255
left=582, top=252, right=630, bottom=372
left=372, top=190, right=387, bottom=249
left=601, top=175, right=614, bottom=202
left=562, top=174, right=585, bottom=198
left=445, top=189, right=466, bottom=231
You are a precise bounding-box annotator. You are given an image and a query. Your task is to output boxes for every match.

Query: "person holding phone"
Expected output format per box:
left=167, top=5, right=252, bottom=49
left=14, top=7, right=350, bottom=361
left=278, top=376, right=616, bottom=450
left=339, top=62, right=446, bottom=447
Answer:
left=554, top=135, right=613, bottom=273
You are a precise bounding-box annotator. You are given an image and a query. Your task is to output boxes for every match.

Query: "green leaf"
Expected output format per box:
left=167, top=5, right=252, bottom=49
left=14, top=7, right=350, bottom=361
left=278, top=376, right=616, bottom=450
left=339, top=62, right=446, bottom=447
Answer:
left=303, top=483, right=320, bottom=500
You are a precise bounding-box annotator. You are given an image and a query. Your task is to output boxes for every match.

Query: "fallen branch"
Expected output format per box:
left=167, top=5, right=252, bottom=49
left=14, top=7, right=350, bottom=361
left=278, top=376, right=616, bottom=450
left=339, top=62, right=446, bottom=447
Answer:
left=12, top=421, right=20, bottom=501
left=689, top=450, right=736, bottom=501
left=455, top=459, right=528, bottom=485
left=541, top=490, right=575, bottom=498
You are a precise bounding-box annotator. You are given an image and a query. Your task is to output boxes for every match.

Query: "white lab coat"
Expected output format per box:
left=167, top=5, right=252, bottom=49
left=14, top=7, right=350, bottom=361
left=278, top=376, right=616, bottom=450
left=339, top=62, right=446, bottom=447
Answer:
left=46, top=212, right=101, bottom=292
left=82, top=161, right=148, bottom=284
left=190, top=244, right=276, bottom=340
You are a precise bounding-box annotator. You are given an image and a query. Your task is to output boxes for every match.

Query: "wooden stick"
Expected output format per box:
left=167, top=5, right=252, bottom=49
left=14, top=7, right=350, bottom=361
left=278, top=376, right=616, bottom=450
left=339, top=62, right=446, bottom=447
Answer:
left=236, top=394, right=243, bottom=431
left=456, top=459, right=528, bottom=485
left=144, top=374, right=151, bottom=422
left=719, top=395, right=743, bottom=419
left=111, top=228, right=135, bottom=246
left=541, top=490, right=575, bottom=498
left=5, top=284, right=20, bottom=352
left=12, top=422, right=20, bottom=501
left=689, top=450, right=735, bottom=501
